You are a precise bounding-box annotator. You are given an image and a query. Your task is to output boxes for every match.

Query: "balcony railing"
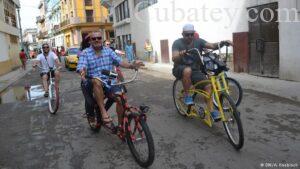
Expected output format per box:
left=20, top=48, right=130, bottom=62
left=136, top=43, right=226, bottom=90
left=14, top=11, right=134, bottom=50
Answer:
left=60, top=17, right=107, bottom=28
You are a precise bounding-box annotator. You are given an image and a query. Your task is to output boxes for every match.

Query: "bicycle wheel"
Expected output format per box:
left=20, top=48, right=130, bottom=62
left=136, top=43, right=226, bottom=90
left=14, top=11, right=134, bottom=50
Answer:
left=48, top=84, right=59, bottom=114
left=220, top=93, right=244, bottom=150
left=126, top=117, right=155, bottom=168
left=172, top=79, right=188, bottom=116
left=86, top=102, right=101, bottom=132
left=213, top=77, right=243, bottom=109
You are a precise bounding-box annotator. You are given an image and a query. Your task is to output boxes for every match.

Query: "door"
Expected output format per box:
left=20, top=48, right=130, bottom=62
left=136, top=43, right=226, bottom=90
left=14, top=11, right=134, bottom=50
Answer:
left=160, top=40, right=170, bottom=63
left=248, top=2, right=279, bottom=77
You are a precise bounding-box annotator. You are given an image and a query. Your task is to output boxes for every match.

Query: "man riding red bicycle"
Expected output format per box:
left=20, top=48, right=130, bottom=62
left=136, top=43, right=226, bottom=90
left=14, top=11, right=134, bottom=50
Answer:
left=77, top=31, right=144, bottom=129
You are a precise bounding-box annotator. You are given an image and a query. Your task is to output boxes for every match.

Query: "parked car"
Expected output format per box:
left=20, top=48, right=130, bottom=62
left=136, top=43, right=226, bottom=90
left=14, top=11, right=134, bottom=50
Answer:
left=64, top=47, right=79, bottom=70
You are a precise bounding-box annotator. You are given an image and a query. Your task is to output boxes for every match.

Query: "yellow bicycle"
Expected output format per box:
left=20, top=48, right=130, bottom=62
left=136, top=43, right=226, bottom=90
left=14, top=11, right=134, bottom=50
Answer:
left=172, top=48, right=244, bottom=150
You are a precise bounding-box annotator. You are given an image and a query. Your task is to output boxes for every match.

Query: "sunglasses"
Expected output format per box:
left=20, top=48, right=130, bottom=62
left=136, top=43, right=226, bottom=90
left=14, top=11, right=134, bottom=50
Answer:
left=184, top=33, right=194, bottom=37
left=105, top=43, right=110, bottom=45
left=42, top=46, right=49, bottom=49
left=91, top=37, right=102, bottom=41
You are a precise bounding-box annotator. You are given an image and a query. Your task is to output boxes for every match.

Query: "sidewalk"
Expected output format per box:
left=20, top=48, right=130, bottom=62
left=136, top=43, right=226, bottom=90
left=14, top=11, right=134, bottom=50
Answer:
left=0, top=61, right=32, bottom=93
left=144, top=62, right=300, bottom=103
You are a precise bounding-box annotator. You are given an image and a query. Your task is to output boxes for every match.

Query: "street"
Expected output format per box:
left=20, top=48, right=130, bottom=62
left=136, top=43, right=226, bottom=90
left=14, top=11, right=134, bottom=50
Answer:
left=0, top=68, right=299, bottom=169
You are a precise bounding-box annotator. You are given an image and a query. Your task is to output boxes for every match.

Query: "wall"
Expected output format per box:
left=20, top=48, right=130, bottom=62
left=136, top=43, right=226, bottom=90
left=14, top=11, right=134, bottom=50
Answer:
left=278, top=0, right=300, bottom=81
left=130, top=0, right=252, bottom=63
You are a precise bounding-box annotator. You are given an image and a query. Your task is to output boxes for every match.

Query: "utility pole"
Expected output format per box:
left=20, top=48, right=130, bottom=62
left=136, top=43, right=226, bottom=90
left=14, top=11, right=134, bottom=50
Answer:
left=16, top=8, right=24, bottom=50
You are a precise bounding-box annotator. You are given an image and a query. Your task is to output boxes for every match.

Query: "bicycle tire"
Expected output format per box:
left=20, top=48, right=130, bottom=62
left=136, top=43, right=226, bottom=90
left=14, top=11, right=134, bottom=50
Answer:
left=220, top=93, right=244, bottom=150
left=213, top=77, right=243, bottom=109
left=172, top=79, right=188, bottom=116
left=48, top=83, right=59, bottom=114
left=126, top=117, right=155, bottom=168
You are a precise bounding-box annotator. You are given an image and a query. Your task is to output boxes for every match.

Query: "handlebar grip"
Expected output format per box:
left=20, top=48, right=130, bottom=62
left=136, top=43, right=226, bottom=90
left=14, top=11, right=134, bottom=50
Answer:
left=101, top=70, right=118, bottom=78
left=101, top=69, right=110, bottom=76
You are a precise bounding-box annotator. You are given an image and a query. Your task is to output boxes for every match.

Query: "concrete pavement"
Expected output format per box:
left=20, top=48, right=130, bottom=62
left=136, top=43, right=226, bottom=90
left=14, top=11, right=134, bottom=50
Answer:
left=0, top=60, right=32, bottom=94
left=143, top=62, right=300, bottom=103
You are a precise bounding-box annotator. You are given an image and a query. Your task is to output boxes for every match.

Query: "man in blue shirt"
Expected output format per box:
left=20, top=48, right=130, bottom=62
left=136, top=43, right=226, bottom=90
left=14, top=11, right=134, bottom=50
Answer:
left=77, top=31, right=143, bottom=127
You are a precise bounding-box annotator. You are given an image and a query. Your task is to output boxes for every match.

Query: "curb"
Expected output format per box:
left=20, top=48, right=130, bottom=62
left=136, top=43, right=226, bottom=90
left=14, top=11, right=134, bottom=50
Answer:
left=143, top=63, right=300, bottom=103
left=0, top=61, right=32, bottom=94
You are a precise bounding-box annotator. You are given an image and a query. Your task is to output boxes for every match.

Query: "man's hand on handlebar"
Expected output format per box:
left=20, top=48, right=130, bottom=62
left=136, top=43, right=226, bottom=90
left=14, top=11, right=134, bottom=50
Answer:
left=131, top=60, right=144, bottom=69
left=179, top=50, right=187, bottom=57
left=220, top=40, right=233, bottom=47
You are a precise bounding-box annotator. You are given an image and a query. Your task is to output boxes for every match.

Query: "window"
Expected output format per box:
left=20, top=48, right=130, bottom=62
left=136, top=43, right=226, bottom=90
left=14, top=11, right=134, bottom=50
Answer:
left=115, top=7, right=120, bottom=22
left=134, top=0, right=157, bottom=11
left=115, top=0, right=130, bottom=22
left=70, top=11, right=73, bottom=17
left=86, top=10, right=93, bottom=22
left=3, top=0, right=17, bottom=27
left=85, top=0, right=92, bottom=6
left=124, top=0, right=129, bottom=18
left=10, top=35, right=18, bottom=44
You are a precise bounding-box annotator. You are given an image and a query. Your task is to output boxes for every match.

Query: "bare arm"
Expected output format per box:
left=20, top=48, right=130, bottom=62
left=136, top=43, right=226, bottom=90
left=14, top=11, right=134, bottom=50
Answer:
left=204, top=40, right=233, bottom=50
left=119, top=60, right=144, bottom=69
left=55, top=58, right=62, bottom=69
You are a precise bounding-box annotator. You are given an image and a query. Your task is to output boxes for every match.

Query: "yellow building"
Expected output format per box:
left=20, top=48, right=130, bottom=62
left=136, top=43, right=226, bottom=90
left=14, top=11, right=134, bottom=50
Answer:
left=59, top=0, right=113, bottom=48
left=0, top=0, right=21, bottom=75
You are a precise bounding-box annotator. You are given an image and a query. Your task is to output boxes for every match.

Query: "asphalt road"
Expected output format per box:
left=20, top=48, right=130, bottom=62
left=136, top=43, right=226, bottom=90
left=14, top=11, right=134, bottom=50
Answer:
left=0, top=68, right=299, bottom=169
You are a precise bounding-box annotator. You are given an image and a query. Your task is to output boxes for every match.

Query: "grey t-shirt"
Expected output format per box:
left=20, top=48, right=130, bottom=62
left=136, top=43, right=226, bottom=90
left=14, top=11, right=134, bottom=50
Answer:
left=172, top=38, right=207, bottom=69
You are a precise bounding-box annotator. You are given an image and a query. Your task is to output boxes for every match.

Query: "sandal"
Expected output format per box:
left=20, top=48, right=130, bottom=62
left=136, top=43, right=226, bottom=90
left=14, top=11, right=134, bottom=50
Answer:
left=102, top=116, right=115, bottom=130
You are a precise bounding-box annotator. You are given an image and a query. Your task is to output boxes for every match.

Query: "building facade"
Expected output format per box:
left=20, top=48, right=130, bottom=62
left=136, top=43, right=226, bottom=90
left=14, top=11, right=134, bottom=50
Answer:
left=59, top=0, right=113, bottom=48
left=23, top=28, right=38, bottom=57
left=0, top=0, right=21, bottom=75
left=46, top=0, right=64, bottom=48
left=36, top=0, right=48, bottom=43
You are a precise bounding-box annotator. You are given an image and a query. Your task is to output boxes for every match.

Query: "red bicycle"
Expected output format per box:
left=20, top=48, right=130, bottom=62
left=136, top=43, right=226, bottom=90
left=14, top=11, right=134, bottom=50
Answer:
left=82, top=69, right=155, bottom=168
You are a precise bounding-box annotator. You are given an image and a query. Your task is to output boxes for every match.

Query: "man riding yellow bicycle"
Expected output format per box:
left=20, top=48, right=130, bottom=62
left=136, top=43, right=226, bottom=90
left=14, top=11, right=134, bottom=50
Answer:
left=172, top=23, right=232, bottom=121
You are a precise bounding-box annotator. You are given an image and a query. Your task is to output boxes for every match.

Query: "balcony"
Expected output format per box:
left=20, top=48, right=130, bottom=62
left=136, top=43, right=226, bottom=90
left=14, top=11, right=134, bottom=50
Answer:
left=59, top=17, right=109, bottom=30
left=101, top=0, right=112, bottom=8
left=37, top=31, right=48, bottom=39
left=36, top=16, right=45, bottom=23
left=4, top=16, right=17, bottom=27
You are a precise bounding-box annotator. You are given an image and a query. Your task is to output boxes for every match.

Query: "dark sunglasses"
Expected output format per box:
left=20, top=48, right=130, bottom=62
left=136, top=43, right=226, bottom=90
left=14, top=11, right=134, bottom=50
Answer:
left=184, top=33, right=194, bottom=37
left=105, top=43, right=110, bottom=45
left=42, top=46, right=49, bottom=49
left=91, top=37, right=102, bottom=41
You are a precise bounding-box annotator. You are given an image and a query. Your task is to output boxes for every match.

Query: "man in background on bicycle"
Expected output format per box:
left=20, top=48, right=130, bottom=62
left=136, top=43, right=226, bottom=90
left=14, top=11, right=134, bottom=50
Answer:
left=33, top=43, right=62, bottom=97
left=172, top=24, right=232, bottom=120
left=77, top=31, right=143, bottom=128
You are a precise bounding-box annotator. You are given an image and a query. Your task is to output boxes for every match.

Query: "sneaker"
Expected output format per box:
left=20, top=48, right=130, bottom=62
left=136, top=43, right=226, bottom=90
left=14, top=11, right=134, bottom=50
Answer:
left=44, top=92, right=49, bottom=97
left=211, top=110, right=221, bottom=122
left=184, top=95, right=194, bottom=105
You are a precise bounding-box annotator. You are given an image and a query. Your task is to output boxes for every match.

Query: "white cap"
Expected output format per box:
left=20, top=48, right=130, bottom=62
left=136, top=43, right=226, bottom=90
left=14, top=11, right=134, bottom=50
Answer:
left=182, top=24, right=195, bottom=33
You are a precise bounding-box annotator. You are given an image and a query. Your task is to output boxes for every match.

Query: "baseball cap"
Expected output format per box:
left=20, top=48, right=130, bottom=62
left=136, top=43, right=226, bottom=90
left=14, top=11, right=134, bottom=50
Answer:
left=182, top=24, right=195, bottom=33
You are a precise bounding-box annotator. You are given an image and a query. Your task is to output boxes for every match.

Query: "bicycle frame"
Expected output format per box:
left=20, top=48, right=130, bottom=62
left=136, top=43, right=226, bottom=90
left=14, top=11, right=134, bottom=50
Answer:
left=180, top=46, right=231, bottom=127
left=90, top=70, right=148, bottom=138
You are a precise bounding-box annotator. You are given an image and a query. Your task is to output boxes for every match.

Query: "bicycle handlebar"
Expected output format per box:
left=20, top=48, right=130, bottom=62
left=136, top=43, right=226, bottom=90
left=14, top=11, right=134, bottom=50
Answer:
left=95, top=69, right=139, bottom=86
